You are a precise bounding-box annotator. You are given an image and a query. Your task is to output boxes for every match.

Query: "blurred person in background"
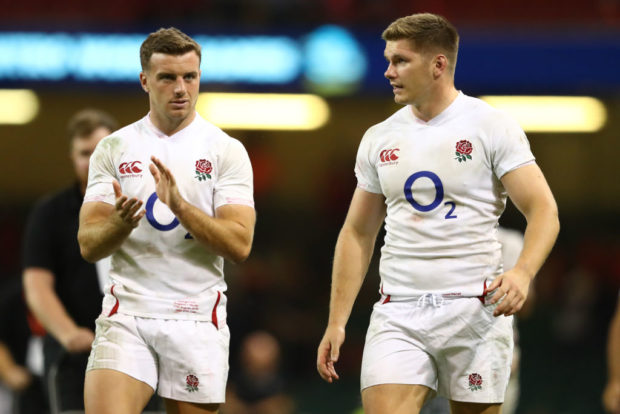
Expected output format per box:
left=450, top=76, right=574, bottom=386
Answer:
left=0, top=275, right=48, bottom=414
left=603, top=292, right=620, bottom=413
left=317, top=12, right=559, bottom=414
left=224, top=330, right=295, bottom=414
left=78, top=27, right=255, bottom=414
left=22, top=108, right=117, bottom=413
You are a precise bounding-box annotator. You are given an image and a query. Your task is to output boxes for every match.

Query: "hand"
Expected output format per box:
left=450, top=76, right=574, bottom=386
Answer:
left=603, top=381, right=620, bottom=413
left=487, top=267, right=531, bottom=317
left=112, top=180, right=145, bottom=228
left=317, top=325, right=345, bottom=383
left=61, top=327, right=95, bottom=353
left=149, top=156, right=183, bottom=212
left=3, top=365, right=32, bottom=391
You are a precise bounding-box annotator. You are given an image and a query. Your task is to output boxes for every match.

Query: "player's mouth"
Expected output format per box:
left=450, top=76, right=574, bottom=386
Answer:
left=391, top=84, right=404, bottom=94
left=170, top=99, right=189, bottom=108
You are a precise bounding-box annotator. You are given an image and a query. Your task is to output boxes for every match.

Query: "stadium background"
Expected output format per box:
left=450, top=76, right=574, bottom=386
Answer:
left=0, top=0, right=619, bottom=412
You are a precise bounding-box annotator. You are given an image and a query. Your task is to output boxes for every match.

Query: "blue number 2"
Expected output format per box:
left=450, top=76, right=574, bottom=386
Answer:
left=403, top=171, right=457, bottom=219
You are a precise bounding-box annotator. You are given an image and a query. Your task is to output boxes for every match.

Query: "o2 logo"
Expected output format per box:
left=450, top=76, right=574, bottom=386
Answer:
left=403, top=171, right=457, bottom=219
left=145, top=192, right=193, bottom=238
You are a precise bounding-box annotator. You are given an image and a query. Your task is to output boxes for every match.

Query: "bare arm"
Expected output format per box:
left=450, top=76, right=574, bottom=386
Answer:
left=150, top=156, right=255, bottom=263
left=317, top=188, right=386, bottom=383
left=489, top=163, right=559, bottom=316
left=23, top=268, right=94, bottom=352
left=78, top=180, right=145, bottom=262
left=0, top=342, right=31, bottom=391
left=604, top=299, right=620, bottom=413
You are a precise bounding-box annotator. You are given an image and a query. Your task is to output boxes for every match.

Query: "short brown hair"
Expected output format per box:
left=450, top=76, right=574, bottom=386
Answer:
left=382, top=13, right=459, bottom=73
left=140, top=27, right=201, bottom=71
left=67, top=109, right=117, bottom=141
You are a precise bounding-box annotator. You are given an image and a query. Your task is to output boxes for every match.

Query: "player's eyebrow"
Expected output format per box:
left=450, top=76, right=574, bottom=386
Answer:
left=384, top=53, right=407, bottom=62
left=156, top=72, right=176, bottom=80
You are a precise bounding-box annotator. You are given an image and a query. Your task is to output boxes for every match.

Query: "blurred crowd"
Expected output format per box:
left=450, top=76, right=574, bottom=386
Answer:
left=1, top=0, right=618, bottom=28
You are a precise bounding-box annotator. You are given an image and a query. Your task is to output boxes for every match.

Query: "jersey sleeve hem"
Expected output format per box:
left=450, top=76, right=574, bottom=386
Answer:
left=496, top=158, right=536, bottom=179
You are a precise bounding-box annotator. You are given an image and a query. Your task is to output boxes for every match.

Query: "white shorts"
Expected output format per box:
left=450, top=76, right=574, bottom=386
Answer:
left=87, top=312, right=230, bottom=404
left=361, top=295, right=513, bottom=403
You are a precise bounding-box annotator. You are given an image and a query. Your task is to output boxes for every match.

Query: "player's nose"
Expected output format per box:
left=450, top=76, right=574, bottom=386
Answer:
left=384, top=63, right=396, bottom=79
left=174, top=78, right=187, bottom=95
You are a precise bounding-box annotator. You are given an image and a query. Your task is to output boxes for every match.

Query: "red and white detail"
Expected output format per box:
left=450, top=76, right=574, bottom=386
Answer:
left=118, top=161, right=143, bottom=176
left=379, top=148, right=400, bottom=163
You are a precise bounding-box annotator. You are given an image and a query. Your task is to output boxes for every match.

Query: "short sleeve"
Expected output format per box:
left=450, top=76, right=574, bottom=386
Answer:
left=213, top=139, right=255, bottom=209
left=83, top=136, right=117, bottom=205
left=354, top=127, right=382, bottom=194
left=22, top=198, right=55, bottom=270
left=491, top=113, right=536, bottom=179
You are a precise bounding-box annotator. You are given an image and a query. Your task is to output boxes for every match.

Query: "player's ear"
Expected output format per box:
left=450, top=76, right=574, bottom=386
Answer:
left=139, top=72, right=149, bottom=93
left=432, top=54, right=448, bottom=78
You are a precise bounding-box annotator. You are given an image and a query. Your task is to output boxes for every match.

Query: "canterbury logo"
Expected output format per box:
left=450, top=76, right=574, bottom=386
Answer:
left=380, top=148, right=400, bottom=162
left=119, top=161, right=142, bottom=174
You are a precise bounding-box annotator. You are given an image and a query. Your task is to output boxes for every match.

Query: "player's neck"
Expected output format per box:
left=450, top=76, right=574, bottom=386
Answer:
left=149, top=111, right=196, bottom=136
left=410, top=86, right=459, bottom=122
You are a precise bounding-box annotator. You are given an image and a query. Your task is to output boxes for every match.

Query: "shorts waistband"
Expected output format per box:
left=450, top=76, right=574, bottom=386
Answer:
left=382, top=293, right=487, bottom=308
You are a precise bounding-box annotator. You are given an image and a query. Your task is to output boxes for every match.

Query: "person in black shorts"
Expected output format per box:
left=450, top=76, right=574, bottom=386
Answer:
left=21, top=109, right=117, bottom=412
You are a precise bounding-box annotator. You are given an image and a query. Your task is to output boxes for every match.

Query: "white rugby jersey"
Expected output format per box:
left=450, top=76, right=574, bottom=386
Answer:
left=355, top=92, right=535, bottom=298
left=84, top=113, right=254, bottom=321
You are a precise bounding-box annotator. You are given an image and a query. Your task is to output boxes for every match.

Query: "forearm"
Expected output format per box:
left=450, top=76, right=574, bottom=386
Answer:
left=328, top=227, right=375, bottom=329
left=23, top=271, right=78, bottom=345
left=78, top=216, right=133, bottom=262
left=0, top=342, right=30, bottom=390
left=514, top=203, right=559, bottom=280
left=173, top=199, right=253, bottom=263
left=0, top=342, right=19, bottom=382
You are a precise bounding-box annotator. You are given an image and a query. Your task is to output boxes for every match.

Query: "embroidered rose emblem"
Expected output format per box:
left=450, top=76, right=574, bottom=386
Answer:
left=455, top=140, right=473, bottom=163
left=468, top=373, right=483, bottom=391
left=195, top=159, right=212, bottom=181
left=186, top=374, right=199, bottom=392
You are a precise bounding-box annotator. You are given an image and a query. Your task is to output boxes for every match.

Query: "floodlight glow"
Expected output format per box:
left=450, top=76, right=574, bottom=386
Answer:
left=0, top=89, right=39, bottom=124
left=196, top=93, right=329, bottom=130
left=480, top=96, right=606, bottom=133
left=0, top=30, right=366, bottom=89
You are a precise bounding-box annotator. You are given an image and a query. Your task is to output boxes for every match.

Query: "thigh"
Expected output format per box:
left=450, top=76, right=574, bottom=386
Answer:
left=361, top=302, right=438, bottom=391
left=153, top=320, right=230, bottom=404
left=85, top=368, right=154, bottom=414
left=362, top=384, right=432, bottom=414
left=87, top=313, right=159, bottom=391
left=436, top=299, right=514, bottom=403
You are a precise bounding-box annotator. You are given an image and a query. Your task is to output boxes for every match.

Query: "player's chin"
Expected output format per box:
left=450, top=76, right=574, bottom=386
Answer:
left=168, top=109, right=190, bottom=119
left=392, top=94, right=409, bottom=105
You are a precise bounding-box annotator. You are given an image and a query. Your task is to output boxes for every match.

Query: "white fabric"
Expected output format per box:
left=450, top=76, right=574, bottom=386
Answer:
left=95, top=256, right=111, bottom=294
left=497, top=227, right=524, bottom=271
left=87, top=313, right=230, bottom=403
left=355, top=92, right=535, bottom=298
left=84, top=113, right=254, bottom=320
left=361, top=297, right=514, bottom=403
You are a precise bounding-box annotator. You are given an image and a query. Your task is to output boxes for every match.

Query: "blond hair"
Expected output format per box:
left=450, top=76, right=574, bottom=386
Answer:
left=382, top=13, right=459, bottom=73
left=140, top=27, right=201, bottom=71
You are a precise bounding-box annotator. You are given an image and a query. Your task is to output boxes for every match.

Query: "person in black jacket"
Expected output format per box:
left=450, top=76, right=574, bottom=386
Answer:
left=22, top=108, right=117, bottom=412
